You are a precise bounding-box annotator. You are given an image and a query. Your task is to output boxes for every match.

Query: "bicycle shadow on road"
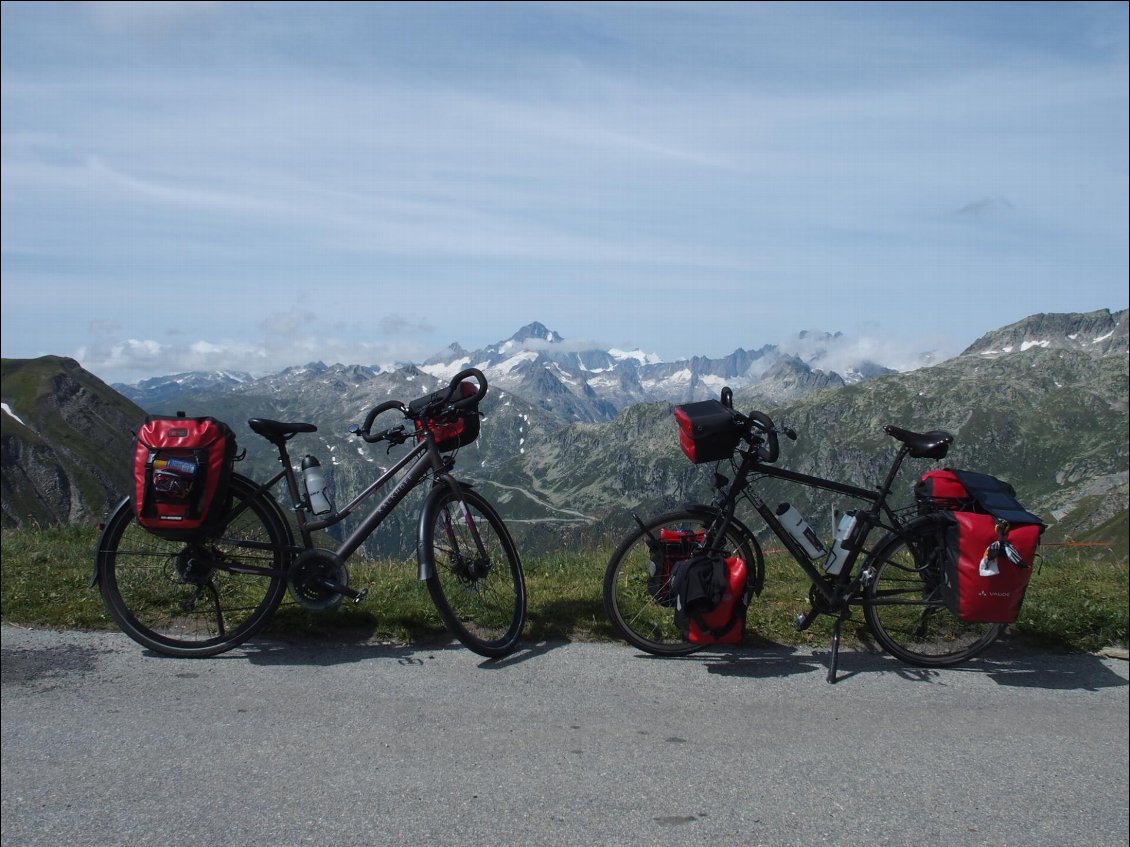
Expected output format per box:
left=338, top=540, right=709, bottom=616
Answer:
left=224, top=631, right=570, bottom=670
left=698, top=638, right=1128, bottom=691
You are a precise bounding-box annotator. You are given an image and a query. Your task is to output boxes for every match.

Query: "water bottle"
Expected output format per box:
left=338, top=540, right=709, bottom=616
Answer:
left=301, top=455, right=333, bottom=515
left=824, top=510, right=859, bottom=575
left=776, top=503, right=825, bottom=558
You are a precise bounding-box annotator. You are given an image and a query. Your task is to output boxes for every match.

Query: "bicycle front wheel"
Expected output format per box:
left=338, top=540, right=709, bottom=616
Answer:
left=95, top=474, right=290, bottom=658
left=420, top=486, right=526, bottom=658
left=603, top=510, right=760, bottom=656
left=863, top=519, right=1004, bottom=667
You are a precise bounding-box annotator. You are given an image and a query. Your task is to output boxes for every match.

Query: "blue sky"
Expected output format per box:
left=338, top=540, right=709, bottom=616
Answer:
left=2, top=1, right=1127, bottom=384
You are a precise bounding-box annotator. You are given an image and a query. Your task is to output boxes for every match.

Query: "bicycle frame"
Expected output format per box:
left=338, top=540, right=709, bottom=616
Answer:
left=242, top=427, right=467, bottom=580
left=704, top=438, right=917, bottom=610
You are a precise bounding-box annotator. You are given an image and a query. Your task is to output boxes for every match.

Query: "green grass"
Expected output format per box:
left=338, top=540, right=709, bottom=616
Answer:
left=2, top=526, right=1126, bottom=653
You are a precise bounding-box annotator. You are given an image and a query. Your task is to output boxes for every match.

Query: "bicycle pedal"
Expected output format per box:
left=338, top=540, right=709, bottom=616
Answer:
left=794, top=608, right=819, bottom=632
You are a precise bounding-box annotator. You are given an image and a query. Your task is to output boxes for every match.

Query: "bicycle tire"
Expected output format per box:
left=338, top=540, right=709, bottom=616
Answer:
left=95, top=473, right=291, bottom=658
left=603, top=509, right=760, bottom=656
left=863, top=517, right=1004, bottom=667
left=420, top=485, right=526, bottom=658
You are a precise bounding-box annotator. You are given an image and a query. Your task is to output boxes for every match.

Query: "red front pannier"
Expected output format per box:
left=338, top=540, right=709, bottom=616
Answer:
left=408, top=381, right=481, bottom=452
left=132, top=414, right=237, bottom=540
left=939, top=511, right=1041, bottom=624
left=670, top=551, right=749, bottom=645
left=648, top=528, right=704, bottom=606
left=674, top=400, right=740, bottom=464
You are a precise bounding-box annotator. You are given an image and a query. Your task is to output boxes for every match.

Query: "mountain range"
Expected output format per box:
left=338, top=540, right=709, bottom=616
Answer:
left=3, top=308, right=1126, bottom=562
left=111, top=320, right=908, bottom=424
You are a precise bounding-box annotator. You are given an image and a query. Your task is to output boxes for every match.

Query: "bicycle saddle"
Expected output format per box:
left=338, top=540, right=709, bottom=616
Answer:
left=248, top=418, right=318, bottom=440
left=883, top=425, right=953, bottom=459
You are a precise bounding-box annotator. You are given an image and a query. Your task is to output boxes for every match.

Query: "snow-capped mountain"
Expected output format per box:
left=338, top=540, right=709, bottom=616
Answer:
left=408, top=321, right=902, bottom=421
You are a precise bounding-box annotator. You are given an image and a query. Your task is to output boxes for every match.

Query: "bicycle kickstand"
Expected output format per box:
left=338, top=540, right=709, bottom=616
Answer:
left=826, top=606, right=852, bottom=684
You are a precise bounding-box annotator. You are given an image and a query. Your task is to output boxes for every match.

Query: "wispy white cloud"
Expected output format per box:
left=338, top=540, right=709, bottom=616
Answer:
left=2, top=2, right=1126, bottom=383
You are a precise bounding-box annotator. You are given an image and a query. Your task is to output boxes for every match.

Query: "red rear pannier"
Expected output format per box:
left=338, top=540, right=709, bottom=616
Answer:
left=915, top=468, right=975, bottom=512
left=674, top=400, right=740, bottom=464
left=939, top=511, right=1041, bottom=624
left=408, top=381, right=481, bottom=452
left=132, top=414, right=237, bottom=540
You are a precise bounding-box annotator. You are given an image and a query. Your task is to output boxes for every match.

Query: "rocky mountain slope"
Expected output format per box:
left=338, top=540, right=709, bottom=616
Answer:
left=1, top=357, right=143, bottom=527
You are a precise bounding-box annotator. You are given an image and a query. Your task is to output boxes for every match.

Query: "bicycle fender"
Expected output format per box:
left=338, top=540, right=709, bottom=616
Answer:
left=681, top=504, right=765, bottom=595
left=416, top=483, right=463, bottom=580
left=681, top=504, right=758, bottom=544
left=90, top=496, right=131, bottom=588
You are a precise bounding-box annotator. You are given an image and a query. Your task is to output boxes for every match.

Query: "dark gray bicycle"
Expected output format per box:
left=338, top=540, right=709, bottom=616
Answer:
left=93, top=368, right=526, bottom=659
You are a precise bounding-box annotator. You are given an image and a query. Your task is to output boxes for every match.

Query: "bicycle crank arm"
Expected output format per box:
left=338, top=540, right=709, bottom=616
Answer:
left=316, top=580, right=369, bottom=603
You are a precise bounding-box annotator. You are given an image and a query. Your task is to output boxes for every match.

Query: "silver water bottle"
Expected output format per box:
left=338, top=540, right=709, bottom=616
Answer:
left=301, top=455, right=333, bottom=515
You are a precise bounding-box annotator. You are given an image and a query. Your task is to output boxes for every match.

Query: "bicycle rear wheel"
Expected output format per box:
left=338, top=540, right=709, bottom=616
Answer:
left=863, top=519, right=1003, bottom=667
left=603, top=510, right=760, bottom=656
left=420, top=486, right=526, bottom=658
left=95, top=474, right=290, bottom=658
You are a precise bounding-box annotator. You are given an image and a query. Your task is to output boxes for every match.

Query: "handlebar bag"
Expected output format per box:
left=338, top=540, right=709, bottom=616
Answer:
left=407, top=380, right=480, bottom=452
left=132, top=413, right=237, bottom=540
left=670, top=552, right=749, bottom=645
left=938, top=511, right=1041, bottom=623
left=674, top=400, right=741, bottom=464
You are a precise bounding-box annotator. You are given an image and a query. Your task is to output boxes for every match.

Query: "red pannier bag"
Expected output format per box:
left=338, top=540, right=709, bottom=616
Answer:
left=939, top=511, right=1041, bottom=624
left=915, top=468, right=975, bottom=512
left=648, top=528, right=704, bottom=606
left=674, top=400, right=740, bottom=464
left=132, top=414, right=237, bottom=540
left=917, top=468, right=1044, bottom=623
left=407, top=380, right=481, bottom=452
left=671, top=552, right=749, bottom=645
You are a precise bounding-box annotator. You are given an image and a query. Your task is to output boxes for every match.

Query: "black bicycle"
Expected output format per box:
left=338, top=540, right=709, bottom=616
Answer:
left=603, top=387, right=1006, bottom=682
left=93, top=368, right=526, bottom=659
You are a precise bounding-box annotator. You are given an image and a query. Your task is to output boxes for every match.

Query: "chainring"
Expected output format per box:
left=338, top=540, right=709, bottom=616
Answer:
left=287, top=548, right=349, bottom=612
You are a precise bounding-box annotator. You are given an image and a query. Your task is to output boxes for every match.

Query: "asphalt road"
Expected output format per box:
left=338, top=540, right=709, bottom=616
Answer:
left=2, top=625, right=1127, bottom=847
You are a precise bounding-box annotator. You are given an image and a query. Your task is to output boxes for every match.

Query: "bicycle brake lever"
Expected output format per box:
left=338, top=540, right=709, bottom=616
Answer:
left=782, top=426, right=797, bottom=441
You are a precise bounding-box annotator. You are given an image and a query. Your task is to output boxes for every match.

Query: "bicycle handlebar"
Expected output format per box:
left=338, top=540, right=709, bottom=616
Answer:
left=444, top=367, right=488, bottom=410
left=742, top=409, right=781, bottom=464
left=353, top=368, right=489, bottom=444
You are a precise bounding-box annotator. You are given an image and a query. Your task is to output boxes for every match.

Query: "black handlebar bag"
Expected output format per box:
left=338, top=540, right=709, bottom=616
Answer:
left=132, top=414, right=237, bottom=540
left=674, top=400, right=740, bottom=464
left=407, top=380, right=481, bottom=452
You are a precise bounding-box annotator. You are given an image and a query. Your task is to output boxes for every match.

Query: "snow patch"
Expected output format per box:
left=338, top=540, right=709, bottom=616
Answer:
left=2, top=403, right=27, bottom=427
left=421, top=359, right=471, bottom=380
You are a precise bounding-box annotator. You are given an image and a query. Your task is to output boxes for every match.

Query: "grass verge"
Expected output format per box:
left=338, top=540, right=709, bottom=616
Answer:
left=2, top=526, right=1126, bottom=653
